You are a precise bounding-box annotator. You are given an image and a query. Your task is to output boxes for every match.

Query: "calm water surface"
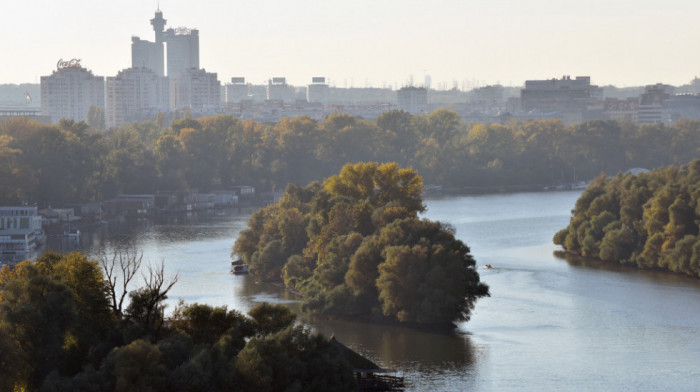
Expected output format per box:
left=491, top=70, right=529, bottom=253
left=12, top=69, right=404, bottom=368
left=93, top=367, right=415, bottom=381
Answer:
left=53, top=191, right=700, bottom=391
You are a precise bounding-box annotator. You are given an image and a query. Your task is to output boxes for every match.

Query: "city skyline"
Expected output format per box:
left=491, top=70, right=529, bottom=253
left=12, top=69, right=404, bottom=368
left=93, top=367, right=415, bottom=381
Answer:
left=3, top=0, right=700, bottom=88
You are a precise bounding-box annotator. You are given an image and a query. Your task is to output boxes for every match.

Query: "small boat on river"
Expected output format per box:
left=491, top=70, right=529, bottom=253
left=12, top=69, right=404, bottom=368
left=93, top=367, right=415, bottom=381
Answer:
left=231, top=259, right=249, bottom=275
left=232, top=264, right=249, bottom=275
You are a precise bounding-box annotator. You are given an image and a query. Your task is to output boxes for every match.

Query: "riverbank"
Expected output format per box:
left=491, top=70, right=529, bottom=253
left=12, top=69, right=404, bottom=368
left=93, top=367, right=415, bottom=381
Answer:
left=35, top=190, right=700, bottom=391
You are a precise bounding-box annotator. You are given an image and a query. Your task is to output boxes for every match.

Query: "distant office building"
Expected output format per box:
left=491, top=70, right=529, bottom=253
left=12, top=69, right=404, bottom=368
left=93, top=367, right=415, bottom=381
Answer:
left=397, top=86, right=428, bottom=114
left=225, top=77, right=249, bottom=104
left=664, top=94, right=700, bottom=122
left=131, top=37, right=162, bottom=76
left=472, top=85, right=504, bottom=105
left=165, top=27, right=199, bottom=77
left=637, top=83, right=671, bottom=124
left=131, top=10, right=166, bottom=77
left=170, top=68, right=220, bottom=110
left=506, top=97, right=521, bottom=115
left=602, top=97, right=638, bottom=122
left=106, top=67, right=169, bottom=128
left=40, top=60, right=104, bottom=123
left=307, top=77, right=329, bottom=104
left=266, top=78, right=295, bottom=103
left=521, top=76, right=602, bottom=113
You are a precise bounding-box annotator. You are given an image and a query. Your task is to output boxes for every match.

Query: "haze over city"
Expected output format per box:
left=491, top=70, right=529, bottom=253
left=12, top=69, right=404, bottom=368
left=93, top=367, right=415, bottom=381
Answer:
left=3, top=0, right=700, bottom=88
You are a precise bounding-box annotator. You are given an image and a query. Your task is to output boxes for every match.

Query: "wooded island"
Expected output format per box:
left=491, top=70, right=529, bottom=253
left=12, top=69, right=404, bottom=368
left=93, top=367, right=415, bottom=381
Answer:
left=554, top=160, right=700, bottom=277
left=234, top=162, right=490, bottom=326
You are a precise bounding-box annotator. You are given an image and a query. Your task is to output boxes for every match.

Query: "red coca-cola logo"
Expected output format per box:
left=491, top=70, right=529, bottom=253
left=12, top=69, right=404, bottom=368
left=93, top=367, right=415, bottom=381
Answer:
left=57, top=58, right=82, bottom=69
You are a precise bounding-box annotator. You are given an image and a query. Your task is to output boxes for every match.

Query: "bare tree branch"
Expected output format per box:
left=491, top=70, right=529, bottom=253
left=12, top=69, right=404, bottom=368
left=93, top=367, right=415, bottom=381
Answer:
left=99, top=248, right=143, bottom=318
left=133, top=259, right=179, bottom=336
left=142, top=260, right=179, bottom=304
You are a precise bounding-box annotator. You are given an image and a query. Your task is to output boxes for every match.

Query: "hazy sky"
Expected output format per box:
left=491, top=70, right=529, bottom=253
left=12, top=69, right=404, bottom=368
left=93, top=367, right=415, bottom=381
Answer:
left=3, top=0, right=699, bottom=88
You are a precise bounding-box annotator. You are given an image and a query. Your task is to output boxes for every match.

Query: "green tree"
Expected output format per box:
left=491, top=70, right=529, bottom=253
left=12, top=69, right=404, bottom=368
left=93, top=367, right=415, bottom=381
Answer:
left=235, top=326, right=356, bottom=392
left=87, top=105, right=106, bottom=130
left=235, top=161, right=487, bottom=325
left=171, top=302, right=255, bottom=345
left=124, top=262, right=178, bottom=339
left=555, top=160, right=700, bottom=277
left=0, top=263, right=76, bottom=390
left=373, top=218, right=489, bottom=324
left=102, top=339, right=166, bottom=392
left=0, top=134, right=31, bottom=203
left=247, top=302, right=297, bottom=336
left=154, top=134, right=187, bottom=189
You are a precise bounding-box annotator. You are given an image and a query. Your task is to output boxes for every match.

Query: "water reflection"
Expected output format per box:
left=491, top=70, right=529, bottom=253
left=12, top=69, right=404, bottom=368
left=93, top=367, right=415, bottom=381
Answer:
left=230, top=275, right=477, bottom=368
left=228, top=274, right=478, bottom=391
left=232, top=276, right=301, bottom=310
left=555, top=250, right=700, bottom=289
left=297, top=314, right=478, bottom=391
left=308, top=317, right=475, bottom=367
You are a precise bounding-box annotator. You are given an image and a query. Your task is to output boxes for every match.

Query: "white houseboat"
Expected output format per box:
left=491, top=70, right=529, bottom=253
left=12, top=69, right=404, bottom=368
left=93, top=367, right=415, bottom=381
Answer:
left=0, top=206, right=44, bottom=265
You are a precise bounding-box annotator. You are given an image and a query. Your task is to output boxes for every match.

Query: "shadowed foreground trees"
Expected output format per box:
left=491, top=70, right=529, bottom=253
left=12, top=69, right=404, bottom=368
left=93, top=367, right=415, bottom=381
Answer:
left=554, top=159, right=700, bottom=277
left=0, top=252, right=357, bottom=392
left=234, top=162, right=489, bottom=326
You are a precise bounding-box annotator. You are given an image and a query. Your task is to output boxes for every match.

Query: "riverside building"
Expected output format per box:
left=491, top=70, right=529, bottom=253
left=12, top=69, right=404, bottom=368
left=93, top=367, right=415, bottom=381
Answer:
left=0, top=206, right=44, bottom=265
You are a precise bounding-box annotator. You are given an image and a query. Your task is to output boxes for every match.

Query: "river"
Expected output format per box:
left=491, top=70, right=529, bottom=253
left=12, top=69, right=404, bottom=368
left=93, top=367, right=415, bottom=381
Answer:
left=49, top=191, right=700, bottom=391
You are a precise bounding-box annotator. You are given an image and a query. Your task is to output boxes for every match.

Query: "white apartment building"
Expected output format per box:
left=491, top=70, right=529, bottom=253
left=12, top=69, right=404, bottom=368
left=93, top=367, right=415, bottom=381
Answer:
left=131, top=37, right=164, bottom=77
left=397, top=86, right=428, bottom=114
left=170, top=68, right=220, bottom=110
left=266, top=78, right=295, bottom=103
left=225, top=77, right=249, bottom=104
left=637, top=83, right=671, bottom=124
left=106, top=67, right=169, bottom=128
left=307, top=77, right=329, bottom=104
left=40, top=61, right=105, bottom=123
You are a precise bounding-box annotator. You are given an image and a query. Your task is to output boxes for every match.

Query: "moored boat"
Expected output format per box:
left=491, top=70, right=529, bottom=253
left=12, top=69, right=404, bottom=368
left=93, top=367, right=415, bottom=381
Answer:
left=232, top=264, right=249, bottom=275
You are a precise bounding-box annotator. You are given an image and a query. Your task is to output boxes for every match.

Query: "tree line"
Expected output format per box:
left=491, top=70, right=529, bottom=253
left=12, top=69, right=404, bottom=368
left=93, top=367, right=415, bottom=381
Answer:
left=554, top=160, right=700, bottom=277
left=2, top=112, right=700, bottom=206
left=0, top=251, right=357, bottom=391
left=233, top=162, right=490, bottom=326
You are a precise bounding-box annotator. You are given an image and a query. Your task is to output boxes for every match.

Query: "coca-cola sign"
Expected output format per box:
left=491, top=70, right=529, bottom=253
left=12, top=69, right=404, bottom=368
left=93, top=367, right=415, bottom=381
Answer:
left=57, top=58, right=82, bottom=69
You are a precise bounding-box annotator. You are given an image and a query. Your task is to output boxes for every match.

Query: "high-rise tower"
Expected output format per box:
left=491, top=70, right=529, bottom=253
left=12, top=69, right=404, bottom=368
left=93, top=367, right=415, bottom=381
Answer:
left=150, top=9, right=166, bottom=44
left=132, top=10, right=166, bottom=77
left=165, top=27, right=199, bottom=77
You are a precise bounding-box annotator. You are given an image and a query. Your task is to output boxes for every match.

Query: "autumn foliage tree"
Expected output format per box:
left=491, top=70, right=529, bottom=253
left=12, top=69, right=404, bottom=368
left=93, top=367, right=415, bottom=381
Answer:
left=4, top=112, right=700, bottom=206
left=234, top=162, right=489, bottom=325
left=554, top=160, right=700, bottom=277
